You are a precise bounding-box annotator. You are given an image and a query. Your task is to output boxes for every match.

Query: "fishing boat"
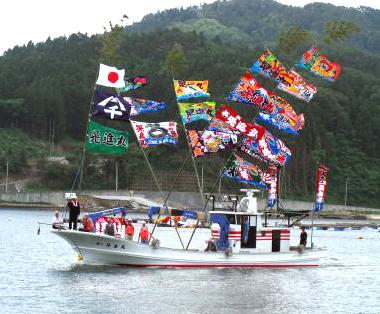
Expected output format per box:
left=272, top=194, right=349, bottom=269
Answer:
left=53, top=190, right=326, bottom=267
left=51, top=48, right=336, bottom=267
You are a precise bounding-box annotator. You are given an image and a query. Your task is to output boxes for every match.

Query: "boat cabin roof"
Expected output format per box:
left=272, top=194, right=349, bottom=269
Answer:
left=211, top=211, right=262, bottom=216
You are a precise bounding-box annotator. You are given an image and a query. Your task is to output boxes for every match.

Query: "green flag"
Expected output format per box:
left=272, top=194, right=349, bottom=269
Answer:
left=86, top=120, right=129, bottom=155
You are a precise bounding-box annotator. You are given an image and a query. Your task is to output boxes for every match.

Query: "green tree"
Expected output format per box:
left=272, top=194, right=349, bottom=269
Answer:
left=98, top=21, right=126, bottom=66
left=277, top=26, right=314, bottom=56
left=162, top=42, right=188, bottom=77
left=323, top=21, right=360, bottom=44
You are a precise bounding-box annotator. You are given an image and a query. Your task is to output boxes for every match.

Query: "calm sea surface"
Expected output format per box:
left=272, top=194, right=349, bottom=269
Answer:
left=0, top=208, right=379, bottom=314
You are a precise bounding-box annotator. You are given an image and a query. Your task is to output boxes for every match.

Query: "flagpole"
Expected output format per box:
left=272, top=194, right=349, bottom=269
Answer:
left=185, top=111, right=260, bottom=250
left=78, top=71, right=99, bottom=191
left=129, top=121, right=187, bottom=247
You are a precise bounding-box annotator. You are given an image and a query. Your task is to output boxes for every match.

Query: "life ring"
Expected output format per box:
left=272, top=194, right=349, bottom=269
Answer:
left=148, top=126, right=168, bottom=138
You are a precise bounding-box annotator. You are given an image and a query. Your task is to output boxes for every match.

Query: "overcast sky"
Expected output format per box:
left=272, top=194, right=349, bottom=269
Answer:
left=1, top=0, right=379, bottom=54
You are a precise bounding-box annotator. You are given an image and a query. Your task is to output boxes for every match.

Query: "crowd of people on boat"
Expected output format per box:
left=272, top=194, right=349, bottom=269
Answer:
left=51, top=195, right=310, bottom=250
left=51, top=196, right=150, bottom=244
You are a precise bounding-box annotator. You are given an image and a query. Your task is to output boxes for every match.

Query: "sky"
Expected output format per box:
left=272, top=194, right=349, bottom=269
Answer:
left=0, top=0, right=379, bottom=54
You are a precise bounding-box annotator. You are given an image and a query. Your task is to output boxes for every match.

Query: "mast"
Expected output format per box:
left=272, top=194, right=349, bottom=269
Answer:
left=78, top=81, right=98, bottom=191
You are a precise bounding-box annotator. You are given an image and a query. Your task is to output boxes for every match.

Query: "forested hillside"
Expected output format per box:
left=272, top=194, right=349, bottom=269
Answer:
left=0, top=0, right=379, bottom=207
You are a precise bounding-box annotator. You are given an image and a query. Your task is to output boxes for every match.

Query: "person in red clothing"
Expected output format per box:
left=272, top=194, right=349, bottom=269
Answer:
left=138, top=222, right=149, bottom=244
left=79, top=213, right=93, bottom=232
left=125, top=219, right=135, bottom=240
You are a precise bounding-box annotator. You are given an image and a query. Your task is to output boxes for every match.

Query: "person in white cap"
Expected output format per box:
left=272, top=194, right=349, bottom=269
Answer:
left=52, top=211, right=64, bottom=229
left=79, top=213, right=93, bottom=232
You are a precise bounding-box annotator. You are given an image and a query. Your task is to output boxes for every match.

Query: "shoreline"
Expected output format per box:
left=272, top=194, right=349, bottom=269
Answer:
left=0, top=203, right=55, bottom=209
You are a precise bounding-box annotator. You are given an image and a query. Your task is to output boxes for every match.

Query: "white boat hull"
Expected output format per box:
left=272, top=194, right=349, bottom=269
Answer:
left=52, top=230, right=325, bottom=268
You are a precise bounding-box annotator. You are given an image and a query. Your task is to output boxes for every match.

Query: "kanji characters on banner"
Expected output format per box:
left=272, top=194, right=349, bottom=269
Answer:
left=92, top=89, right=131, bottom=120
left=212, top=105, right=292, bottom=165
left=314, top=165, right=329, bottom=211
left=227, top=72, right=305, bottom=134
left=130, top=120, right=178, bottom=148
left=262, top=165, right=278, bottom=208
left=86, top=120, right=129, bottom=154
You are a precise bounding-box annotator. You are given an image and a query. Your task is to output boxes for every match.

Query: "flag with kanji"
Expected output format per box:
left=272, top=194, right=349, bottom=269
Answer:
left=86, top=120, right=129, bottom=154
left=314, top=165, right=329, bottom=211
left=130, top=120, right=178, bottom=148
left=92, top=89, right=131, bottom=120
left=262, top=165, right=278, bottom=208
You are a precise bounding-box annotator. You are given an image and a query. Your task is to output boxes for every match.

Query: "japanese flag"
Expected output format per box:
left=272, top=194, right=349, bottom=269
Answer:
left=96, top=64, right=125, bottom=88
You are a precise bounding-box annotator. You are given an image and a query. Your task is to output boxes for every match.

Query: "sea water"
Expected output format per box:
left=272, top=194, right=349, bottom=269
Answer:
left=0, top=208, right=379, bottom=314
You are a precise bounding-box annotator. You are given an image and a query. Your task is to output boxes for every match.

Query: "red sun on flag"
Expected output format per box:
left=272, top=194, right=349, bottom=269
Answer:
left=108, top=72, right=119, bottom=83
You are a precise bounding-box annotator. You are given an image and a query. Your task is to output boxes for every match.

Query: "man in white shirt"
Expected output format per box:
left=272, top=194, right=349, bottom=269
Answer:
left=52, top=211, right=64, bottom=229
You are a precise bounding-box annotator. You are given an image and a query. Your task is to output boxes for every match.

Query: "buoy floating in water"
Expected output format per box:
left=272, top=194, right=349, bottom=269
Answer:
left=77, top=255, right=83, bottom=261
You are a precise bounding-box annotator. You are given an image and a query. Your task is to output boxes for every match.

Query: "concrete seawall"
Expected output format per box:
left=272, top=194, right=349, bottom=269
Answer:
left=0, top=190, right=379, bottom=212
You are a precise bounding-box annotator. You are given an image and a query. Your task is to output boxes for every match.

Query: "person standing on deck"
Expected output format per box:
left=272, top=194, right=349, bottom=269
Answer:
left=300, top=226, right=307, bottom=247
left=125, top=219, right=135, bottom=240
left=138, top=222, right=149, bottom=244
left=67, top=196, right=80, bottom=230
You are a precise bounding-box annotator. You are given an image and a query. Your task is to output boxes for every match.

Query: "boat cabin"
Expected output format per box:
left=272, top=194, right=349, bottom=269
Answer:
left=209, top=190, right=291, bottom=253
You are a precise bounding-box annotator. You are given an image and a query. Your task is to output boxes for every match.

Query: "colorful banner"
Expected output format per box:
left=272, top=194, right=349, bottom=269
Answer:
left=239, top=135, right=291, bottom=167
left=117, top=76, right=148, bottom=93
left=173, top=80, right=210, bottom=101
left=223, top=155, right=268, bottom=190
left=124, top=97, right=166, bottom=116
left=214, top=105, right=292, bottom=166
left=86, top=120, right=129, bottom=155
left=256, top=110, right=304, bottom=135
left=227, top=72, right=305, bottom=134
left=297, top=47, right=341, bottom=81
left=214, top=105, right=265, bottom=139
left=130, top=120, right=178, bottom=148
left=187, top=130, right=237, bottom=157
left=262, top=165, right=278, bottom=208
left=250, top=50, right=292, bottom=85
left=178, top=102, right=216, bottom=124
left=277, top=69, right=317, bottom=102
left=314, top=165, right=329, bottom=212
left=92, top=89, right=131, bottom=120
